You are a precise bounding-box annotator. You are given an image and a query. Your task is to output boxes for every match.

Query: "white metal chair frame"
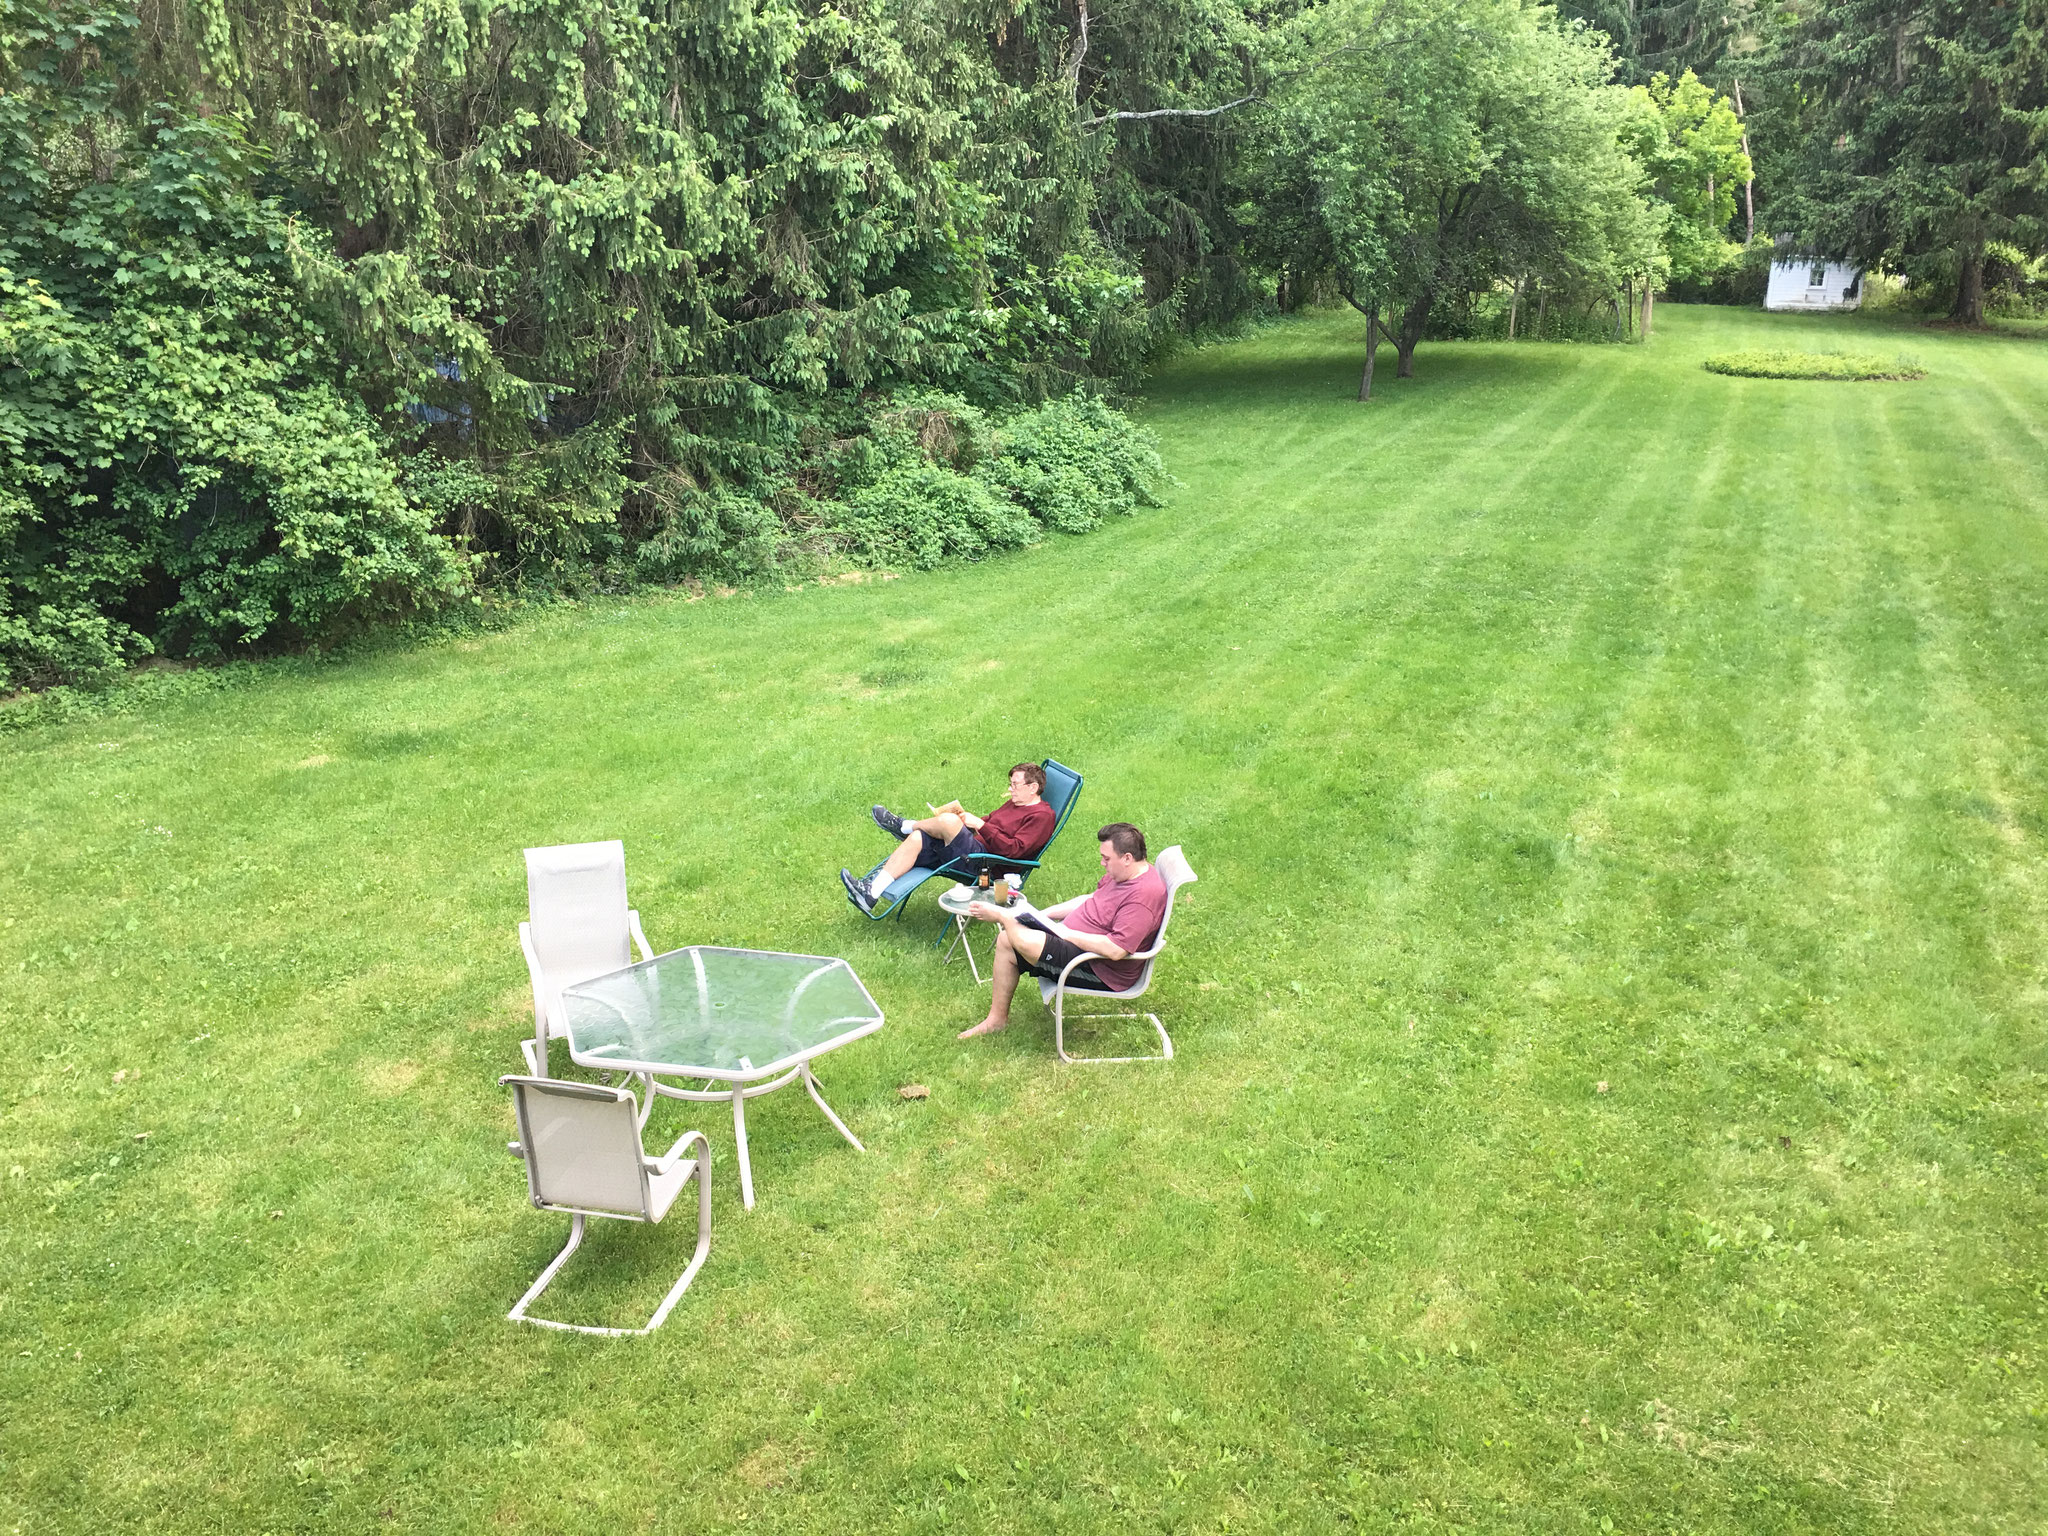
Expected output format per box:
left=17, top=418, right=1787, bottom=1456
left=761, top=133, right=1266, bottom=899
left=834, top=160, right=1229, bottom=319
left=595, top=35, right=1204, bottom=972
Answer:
left=502, top=1075, right=712, bottom=1337
left=1038, top=845, right=1196, bottom=1066
left=517, top=840, right=657, bottom=1077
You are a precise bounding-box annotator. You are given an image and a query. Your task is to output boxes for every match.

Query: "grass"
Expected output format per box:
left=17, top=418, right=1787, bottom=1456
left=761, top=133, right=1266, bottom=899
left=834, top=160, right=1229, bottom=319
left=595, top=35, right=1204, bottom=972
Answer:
left=1702, top=348, right=1926, bottom=382
left=4, top=304, right=2047, bottom=1534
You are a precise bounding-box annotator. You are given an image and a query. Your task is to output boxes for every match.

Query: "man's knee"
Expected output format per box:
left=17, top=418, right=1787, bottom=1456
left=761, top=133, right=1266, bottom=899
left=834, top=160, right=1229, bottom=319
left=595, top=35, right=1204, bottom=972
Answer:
left=902, top=829, right=923, bottom=853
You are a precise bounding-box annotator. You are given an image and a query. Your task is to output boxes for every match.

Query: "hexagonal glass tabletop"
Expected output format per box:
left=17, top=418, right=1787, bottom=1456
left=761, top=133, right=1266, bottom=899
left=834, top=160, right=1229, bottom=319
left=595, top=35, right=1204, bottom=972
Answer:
left=558, top=945, right=884, bottom=1082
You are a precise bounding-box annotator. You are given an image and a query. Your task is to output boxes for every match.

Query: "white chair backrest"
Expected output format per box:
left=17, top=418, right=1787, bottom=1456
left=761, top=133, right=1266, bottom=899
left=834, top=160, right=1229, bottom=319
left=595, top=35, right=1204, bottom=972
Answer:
left=1139, top=845, right=1197, bottom=959
left=525, top=841, right=632, bottom=990
left=507, top=1077, right=651, bottom=1219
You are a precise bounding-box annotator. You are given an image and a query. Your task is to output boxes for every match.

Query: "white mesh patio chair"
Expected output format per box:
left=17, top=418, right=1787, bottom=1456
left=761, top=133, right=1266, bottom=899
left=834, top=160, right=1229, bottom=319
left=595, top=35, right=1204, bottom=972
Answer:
left=501, top=1075, right=712, bottom=1337
left=519, top=840, right=655, bottom=1075
left=1039, top=845, right=1196, bottom=1065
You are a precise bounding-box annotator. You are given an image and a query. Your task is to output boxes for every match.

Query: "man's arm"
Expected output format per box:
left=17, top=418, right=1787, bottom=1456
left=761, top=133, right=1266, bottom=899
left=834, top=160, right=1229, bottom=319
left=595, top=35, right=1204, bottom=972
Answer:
left=970, top=903, right=1129, bottom=961
left=1055, top=927, right=1128, bottom=961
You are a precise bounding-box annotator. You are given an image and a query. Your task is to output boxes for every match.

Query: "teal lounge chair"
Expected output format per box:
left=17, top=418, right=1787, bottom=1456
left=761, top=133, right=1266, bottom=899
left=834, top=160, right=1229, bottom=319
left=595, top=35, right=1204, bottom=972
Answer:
left=849, top=758, right=1084, bottom=925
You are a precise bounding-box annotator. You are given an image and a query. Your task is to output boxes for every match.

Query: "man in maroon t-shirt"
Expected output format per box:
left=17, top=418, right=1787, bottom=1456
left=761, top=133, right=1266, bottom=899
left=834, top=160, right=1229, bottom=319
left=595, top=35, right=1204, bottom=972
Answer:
left=958, top=822, right=1168, bottom=1039
left=842, top=762, right=1058, bottom=914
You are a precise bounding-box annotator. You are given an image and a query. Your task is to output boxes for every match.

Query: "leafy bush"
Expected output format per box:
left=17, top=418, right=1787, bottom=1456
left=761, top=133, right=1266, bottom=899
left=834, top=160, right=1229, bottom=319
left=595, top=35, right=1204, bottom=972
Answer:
left=976, top=394, right=1167, bottom=533
left=819, top=389, right=1165, bottom=568
left=0, top=88, right=470, bottom=690
left=633, top=480, right=790, bottom=584
left=1702, top=350, right=1925, bottom=381
left=830, top=463, right=1041, bottom=570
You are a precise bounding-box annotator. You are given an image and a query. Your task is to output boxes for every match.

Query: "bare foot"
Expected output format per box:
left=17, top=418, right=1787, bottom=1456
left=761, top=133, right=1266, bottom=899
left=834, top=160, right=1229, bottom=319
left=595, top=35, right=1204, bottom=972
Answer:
left=957, top=1018, right=1007, bottom=1039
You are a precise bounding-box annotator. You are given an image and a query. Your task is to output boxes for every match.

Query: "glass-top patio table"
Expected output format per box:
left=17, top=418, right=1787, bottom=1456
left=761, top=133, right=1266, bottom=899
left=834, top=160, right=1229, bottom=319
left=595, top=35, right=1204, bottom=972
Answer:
left=559, top=945, right=884, bottom=1210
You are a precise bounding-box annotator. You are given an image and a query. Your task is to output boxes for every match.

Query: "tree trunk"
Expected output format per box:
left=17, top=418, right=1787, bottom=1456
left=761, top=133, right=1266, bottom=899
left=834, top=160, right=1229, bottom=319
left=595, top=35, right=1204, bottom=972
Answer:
left=1640, top=282, right=1654, bottom=337
left=1507, top=277, right=1519, bottom=339
left=1358, top=311, right=1379, bottom=401
left=1953, top=248, right=1985, bottom=325
left=1536, top=286, right=1548, bottom=339
left=1395, top=293, right=1430, bottom=378
left=1732, top=79, right=1756, bottom=245
left=1624, top=277, right=1634, bottom=335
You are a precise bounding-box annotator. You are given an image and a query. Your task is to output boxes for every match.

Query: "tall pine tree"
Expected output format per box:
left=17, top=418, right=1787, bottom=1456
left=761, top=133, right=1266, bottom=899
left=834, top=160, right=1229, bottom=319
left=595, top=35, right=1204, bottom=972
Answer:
left=1763, top=0, right=2048, bottom=322
left=1556, top=0, right=1756, bottom=83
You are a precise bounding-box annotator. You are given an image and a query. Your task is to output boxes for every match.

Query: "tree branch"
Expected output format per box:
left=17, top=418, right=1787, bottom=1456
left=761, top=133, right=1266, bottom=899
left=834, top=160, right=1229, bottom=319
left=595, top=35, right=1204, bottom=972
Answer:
left=1080, top=94, right=1260, bottom=127
left=1076, top=41, right=1376, bottom=131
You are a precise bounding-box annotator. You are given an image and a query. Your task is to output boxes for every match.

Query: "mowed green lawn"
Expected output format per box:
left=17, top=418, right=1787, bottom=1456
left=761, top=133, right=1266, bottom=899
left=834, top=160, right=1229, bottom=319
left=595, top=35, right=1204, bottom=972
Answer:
left=4, top=305, right=2045, bottom=1534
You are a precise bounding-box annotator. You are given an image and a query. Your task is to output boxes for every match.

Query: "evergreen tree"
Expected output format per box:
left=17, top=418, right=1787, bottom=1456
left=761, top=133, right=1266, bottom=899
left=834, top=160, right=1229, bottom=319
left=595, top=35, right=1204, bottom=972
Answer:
left=1762, top=0, right=2048, bottom=322
left=1556, top=0, right=1757, bottom=84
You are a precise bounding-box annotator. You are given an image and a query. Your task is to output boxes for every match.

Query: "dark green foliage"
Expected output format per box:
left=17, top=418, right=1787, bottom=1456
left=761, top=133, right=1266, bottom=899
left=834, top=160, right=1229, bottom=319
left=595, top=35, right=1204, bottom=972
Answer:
left=0, top=0, right=1187, bottom=689
left=832, top=463, right=1042, bottom=570
left=1556, top=0, right=1758, bottom=84
left=822, top=388, right=1165, bottom=567
left=0, top=9, right=469, bottom=688
left=1760, top=0, right=2048, bottom=322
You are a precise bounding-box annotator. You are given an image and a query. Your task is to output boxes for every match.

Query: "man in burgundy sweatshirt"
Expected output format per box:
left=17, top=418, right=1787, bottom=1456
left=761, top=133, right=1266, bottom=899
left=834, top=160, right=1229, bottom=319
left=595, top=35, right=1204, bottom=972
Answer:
left=842, top=762, right=1057, bottom=914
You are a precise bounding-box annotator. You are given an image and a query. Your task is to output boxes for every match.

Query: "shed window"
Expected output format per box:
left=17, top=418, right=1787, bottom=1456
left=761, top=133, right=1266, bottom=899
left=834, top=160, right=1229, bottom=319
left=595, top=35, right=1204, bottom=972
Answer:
left=1809, top=263, right=1827, bottom=287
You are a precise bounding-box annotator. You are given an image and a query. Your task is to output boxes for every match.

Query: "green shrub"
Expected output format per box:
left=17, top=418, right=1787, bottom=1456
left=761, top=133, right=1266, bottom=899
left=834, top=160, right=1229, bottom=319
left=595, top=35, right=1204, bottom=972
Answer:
left=1702, top=349, right=1925, bottom=381
left=976, top=393, right=1167, bottom=534
left=816, top=389, right=1165, bottom=570
left=829, top=463, right=1041, bottom=570
left=0, top=109, right=470, bottom=690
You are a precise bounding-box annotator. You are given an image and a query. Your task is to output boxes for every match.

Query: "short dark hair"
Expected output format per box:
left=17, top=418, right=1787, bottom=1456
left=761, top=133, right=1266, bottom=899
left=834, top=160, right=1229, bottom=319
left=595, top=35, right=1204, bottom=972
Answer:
left=1097, top=822, right=1146, bottom=859
left=1010, top=761, right=1046, bottom=791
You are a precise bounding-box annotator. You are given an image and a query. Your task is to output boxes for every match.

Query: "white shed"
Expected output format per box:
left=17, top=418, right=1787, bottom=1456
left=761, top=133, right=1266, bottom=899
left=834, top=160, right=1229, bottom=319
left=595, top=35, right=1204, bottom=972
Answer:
left=1765, top=259, right=1864, bottom=312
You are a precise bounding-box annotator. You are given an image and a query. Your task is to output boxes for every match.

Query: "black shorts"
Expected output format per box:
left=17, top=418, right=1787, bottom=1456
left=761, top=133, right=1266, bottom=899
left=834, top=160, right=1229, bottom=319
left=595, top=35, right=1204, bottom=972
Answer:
left=914, top=826, right=984, bottom=871
left=1015, top=915, right=1106, bottom=989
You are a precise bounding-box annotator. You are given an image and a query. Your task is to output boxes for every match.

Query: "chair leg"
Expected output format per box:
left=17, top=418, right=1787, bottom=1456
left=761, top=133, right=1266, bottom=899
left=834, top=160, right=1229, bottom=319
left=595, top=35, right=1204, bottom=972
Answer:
left=508, top=1211, right=587, bottom=1328
left=645, top=1140, right=713, bottom=1335
left=1053, top=987, right=1174, bottom=1065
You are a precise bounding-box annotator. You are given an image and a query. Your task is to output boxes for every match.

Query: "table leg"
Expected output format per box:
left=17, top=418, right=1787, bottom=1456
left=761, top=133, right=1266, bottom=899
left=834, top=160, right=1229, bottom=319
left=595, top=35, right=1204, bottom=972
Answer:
left=731, top=1083, right=756, bottom=1211
left=802, top=1063, right=865, bottom=1153
left=941, top=914, right=987, bottom=984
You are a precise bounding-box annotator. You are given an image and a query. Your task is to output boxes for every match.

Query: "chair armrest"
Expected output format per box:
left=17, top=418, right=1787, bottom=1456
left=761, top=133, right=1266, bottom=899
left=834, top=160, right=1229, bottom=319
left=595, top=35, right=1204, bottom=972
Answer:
left=1051, top=950, right=1097, bottom=991
left=962, top=850, right=1041, bottom=870
left=648, top=1128, right=709, bottom=1176
left=628, top=909, right=655, bottom=964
